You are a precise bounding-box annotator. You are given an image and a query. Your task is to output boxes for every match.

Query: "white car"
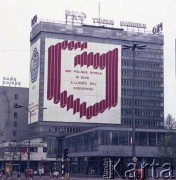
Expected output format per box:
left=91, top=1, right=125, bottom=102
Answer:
left=53, top=171, right=59, bottom=176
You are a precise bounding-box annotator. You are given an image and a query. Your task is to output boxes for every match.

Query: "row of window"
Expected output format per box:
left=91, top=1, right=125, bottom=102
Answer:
left=0, top=147, right=47, bottom=153
left=122, top=60, right=163, bottom=69
left=122, top=79, right=163, bottom=87
left=65, top=131, right=98, bottom=153
left=121, top=118, right=161, bottom=127
left=122, top=50, right=163, bottom=59
left=100, top=130, right=164, bottom=146
left=122, top=89, right=163, bottom=97
left=121, top=109, right=163, bottom=117
left=65, top=130, right=166, bottom=151
left=121, top=99, right=163, bottom=107
left=48, top=126, right=87, bottom=134
left=122, top=69, right=163, bottom=78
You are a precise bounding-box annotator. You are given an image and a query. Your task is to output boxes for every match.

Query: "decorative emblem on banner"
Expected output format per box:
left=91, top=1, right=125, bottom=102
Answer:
left=47, top=40, right=119, bottom=119
left=30, top=47, right=39, bottom=83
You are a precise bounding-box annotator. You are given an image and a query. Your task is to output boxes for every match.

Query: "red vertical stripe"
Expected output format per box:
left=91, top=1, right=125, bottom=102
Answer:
left=74, top=55, right=78, bottom=67
left=81, top=42, right=87, bottom=50
left=88, top=52, right=93, bottom=67
left=80, top=102, right=86, bottom=118
left=83, top=52, right=87, bottom=66
left=115, top=49, right=118, bottom=105
left=67, top=95, right=73, bottom=110
left=62, top=40, right=68, bottom=50
left=75, top=41, right=81, bottom=50
left=80, top=53, right=84, bottom=67
left=61, top=91, right=67, bottom=107
left=47, top=46, right=53, bottom=100
left=73, top=99, right=80, bottom=114
left=54, top=43, right=61, bottom=104
left=68, top=41, right=74, bottom=50
left=105, top=51, right=110, bottom=109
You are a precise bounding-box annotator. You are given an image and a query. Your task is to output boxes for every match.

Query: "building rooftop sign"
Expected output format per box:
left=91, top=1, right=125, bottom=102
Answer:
left=120, top=21, right=147, bottom=29
left=92, top=18, right=114, bottom=26
left=65, top=10, right=86, bottom=24
left=2, top=77, right=21, bottom=87
left=31, top=15, right=38, bottom=27
left=152, top=22, right=163, bottom=34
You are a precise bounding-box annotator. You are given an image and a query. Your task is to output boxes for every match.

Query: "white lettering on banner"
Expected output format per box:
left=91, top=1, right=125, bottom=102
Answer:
left=120, top=21, right=146, bottom=28
left=92, top=18, right=114, bottom=25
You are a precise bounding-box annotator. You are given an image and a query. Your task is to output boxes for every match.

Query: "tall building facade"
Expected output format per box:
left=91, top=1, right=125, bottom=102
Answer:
left=0, top=86, right=28, bottom=143
left=29, top=20, right=164, bottom=158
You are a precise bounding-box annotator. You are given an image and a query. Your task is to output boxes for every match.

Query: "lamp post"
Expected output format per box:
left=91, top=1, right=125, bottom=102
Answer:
left=14, top=103, right=47, bottom=170
left=122, top=43, right=146, bottom=159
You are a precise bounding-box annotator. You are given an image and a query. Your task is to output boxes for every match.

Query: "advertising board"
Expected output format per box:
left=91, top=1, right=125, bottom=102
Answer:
left=29, top=40, right=40, bottom=123
left=43, top=39, right=121, bottom=124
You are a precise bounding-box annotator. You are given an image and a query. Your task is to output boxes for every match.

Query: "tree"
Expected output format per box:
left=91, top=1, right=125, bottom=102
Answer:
left=158, top=114, right=176, bottom=167
left=3, top=141, right=28, bottom=172
left=164, top=114, right=176, bottom=130
left=0, top=87, right=12, bottom=142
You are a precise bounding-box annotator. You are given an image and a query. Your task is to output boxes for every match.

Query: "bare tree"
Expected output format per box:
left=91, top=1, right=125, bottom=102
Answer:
left=0, top=87, right=12, bottom=142
left=164, top=114, right=176, bottom=130
left=158, top=114, right=176, bottom=167
left=8, top=142, right=27, bottom=161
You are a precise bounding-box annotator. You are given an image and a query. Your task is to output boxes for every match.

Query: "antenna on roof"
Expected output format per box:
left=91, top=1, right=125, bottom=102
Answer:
left=99, top=1, right=101, bottom=26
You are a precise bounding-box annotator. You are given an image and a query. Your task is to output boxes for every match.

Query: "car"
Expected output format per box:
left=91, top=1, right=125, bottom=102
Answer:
left=52, top=171, right=59, bottom=177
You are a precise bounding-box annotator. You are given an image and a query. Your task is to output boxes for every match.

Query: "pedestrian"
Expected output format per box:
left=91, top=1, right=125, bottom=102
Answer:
left=17, top=170, right=20, bottom=179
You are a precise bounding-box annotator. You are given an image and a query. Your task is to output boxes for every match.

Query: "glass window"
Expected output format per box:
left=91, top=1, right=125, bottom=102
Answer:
left=157, top=132, right=165, bottom=146
left=138, top=132, right=147, bottom=146
left=148, top=132, right=156, bottom=146
left=119, top=131, right=128, bottom=145
left=100, top=131, right=111, bottom=145
left=30, top=147, right=38, bottom=152
left=112, top=131, right=118, bottom=145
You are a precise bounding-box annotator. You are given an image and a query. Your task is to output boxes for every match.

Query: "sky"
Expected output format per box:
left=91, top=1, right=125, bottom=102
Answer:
left=0, top=0, right=176, bottom=118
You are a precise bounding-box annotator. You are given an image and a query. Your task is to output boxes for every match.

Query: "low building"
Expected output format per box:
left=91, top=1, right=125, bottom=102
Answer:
left=0, top=138, right=56, bottom=173
left=0, top=86, right=28, bottom=143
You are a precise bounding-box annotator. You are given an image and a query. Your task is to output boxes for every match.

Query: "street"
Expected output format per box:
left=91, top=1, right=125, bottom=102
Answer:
left=0, top=174, right=175, bottom=180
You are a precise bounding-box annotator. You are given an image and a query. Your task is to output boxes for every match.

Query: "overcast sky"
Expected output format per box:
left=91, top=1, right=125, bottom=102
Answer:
left=0, top=0, right=176, bottom=118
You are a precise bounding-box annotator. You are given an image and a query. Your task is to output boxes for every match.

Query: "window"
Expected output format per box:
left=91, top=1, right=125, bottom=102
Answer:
left=13, top=121, right=17, bottom=127
left=43, top=147, right=47, bottom=152
left=14, top=112, right=17, bottom=118
left=30, top=147, right=38, bottom=152
left=14, top=94, right=18, bottom=100
left=119, top=131, right=128, bottom=145
left=13, top=131, right=17, bottom=136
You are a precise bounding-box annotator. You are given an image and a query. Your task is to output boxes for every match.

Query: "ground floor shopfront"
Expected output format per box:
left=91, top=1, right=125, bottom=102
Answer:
left=64, top=126, right=174, bottom=176
left=0, top=160, right=60, bottom=174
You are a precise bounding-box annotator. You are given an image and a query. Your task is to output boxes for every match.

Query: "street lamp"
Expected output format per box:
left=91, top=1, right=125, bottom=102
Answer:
left=14, top=103, right=47, bottom=170
left=122, top=43, right=146, bottom=159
